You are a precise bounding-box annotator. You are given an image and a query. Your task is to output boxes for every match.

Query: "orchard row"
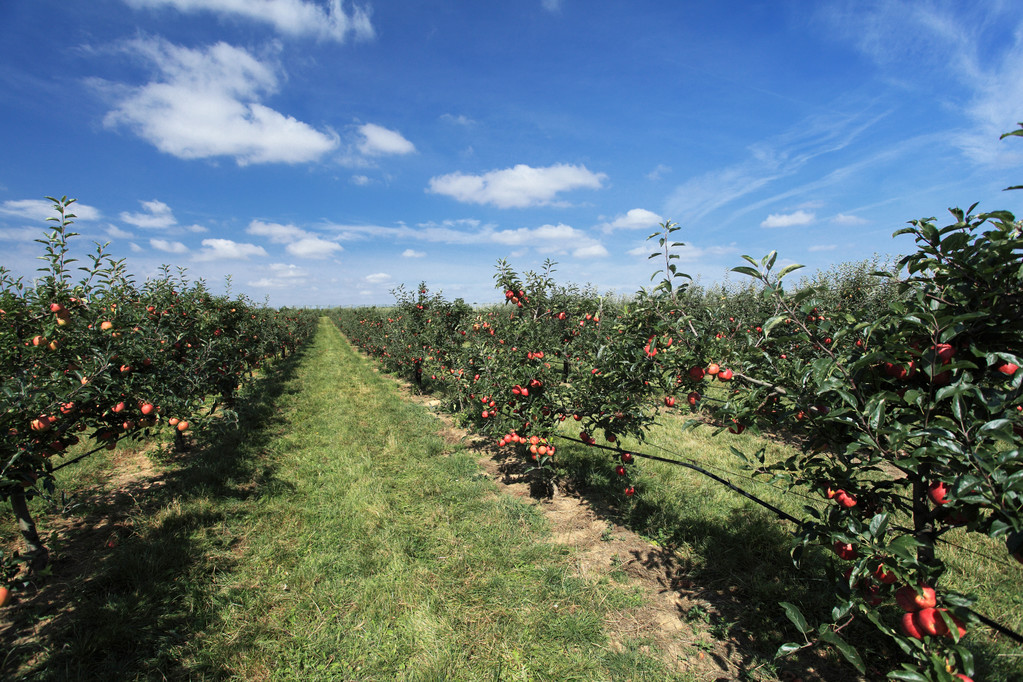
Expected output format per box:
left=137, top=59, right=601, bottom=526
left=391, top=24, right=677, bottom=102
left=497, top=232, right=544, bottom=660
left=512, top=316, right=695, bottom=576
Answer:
left=1, top=197, right=317, bottom=582
left=333, top=204, right=1022, bottom=680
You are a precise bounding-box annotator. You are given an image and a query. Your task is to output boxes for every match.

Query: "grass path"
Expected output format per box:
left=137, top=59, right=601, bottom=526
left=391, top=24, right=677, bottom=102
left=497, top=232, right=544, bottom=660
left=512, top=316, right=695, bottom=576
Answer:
left=177, top=318, right=691, bottom=680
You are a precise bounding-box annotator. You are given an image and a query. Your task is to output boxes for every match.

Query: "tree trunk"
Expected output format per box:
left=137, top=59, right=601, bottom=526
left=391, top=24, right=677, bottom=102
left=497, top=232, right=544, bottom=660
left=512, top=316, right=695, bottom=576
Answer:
left=10, top=487, right=48, bottom=572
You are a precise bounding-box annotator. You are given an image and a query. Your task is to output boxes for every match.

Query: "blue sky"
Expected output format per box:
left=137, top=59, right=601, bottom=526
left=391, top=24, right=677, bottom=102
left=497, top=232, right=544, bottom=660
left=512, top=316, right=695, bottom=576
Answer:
left=1, top=0, right=1021, bottom=307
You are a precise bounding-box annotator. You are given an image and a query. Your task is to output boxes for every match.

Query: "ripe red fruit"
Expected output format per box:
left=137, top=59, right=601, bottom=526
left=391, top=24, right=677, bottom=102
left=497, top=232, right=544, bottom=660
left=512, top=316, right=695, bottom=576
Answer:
left=664, top=396, right=675, bottom=408
left=914, top=607, right=949, bottom=637
left=717, top=368, right=733, bottom=381
left=687, top=391, right=700, bottom=405
left=0, top=586, right=10, bottom=608
left=872, top=563, right=897, bottom=585
left=900, top=612, right=924, bottom=639
left=928, top=481, right=949, bottom=505
left=620, top=452, right=633, bottom=463
left=614, top=465, right=626, bottom=477
left=933, top=343, right=955, bottom=364
left=895, top=585, right=937, bottom=612
left=833, top=541, right=857, bottom=560
left=997, top=361, right=1019, bottom=376
left=706, top=363, right=720, bottom=376
left=624, top=486, right=635, bottom=496
left=688, top=365, right=705, bottom=380
left=835, top=490, right=857, bottom=508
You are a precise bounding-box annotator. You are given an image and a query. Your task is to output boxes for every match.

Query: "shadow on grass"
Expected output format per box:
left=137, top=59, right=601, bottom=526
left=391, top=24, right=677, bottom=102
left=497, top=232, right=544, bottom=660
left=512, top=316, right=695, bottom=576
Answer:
left=483, top=439, right=885, bottom=681
left=0, top=349, right=306, bottom=681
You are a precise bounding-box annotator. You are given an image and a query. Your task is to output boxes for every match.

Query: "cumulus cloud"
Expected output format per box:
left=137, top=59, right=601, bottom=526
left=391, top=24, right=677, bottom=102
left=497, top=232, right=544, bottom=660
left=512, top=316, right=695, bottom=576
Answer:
left=427, top=163, right=607, bottom=208
left=121, top=199, right=177, bottom=228
left=492, top=222, right=607, bottom=258
left=102, top=38, right=339, bottom=165
left=194, top=238, right=267, bottom=261
left=123, top=0, right=375, bottom=43
left=0, top=198, right=101, bottom=221
left=150, top=238, right=189, bottom=254
left=248, top=262, right=309, bottom=287
left=247, top=219, right=342, bottom=258
left=808, top=244, right=838, bottom=251
left=351, top=174, right=371, bottom=186
left=761, top=210, right=815, bottom=228
left=287, top=237, right=343, bottom=258
left=402, top=248, right=426, bottom=258
left=106, top=225, right=135, bottom=239
left=573, top=243, right=609, bottom=258
left=599, top=208, right=663, bottom=233
left=364, top=272, right=391, bottom=284
left=357, top=123, right=416, bottom=156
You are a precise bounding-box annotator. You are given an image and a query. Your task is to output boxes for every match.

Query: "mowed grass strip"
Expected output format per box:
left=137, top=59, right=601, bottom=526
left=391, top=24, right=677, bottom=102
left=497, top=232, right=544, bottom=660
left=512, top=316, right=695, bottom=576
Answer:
left=186, top=318, right=684, bottom=680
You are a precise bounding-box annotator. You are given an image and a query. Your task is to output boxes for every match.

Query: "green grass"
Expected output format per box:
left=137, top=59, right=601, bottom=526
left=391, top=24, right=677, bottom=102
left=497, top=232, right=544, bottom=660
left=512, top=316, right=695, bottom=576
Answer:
left=1, top=319, right=693, bottom=680
left=550, top=404, right=1023, bottom=681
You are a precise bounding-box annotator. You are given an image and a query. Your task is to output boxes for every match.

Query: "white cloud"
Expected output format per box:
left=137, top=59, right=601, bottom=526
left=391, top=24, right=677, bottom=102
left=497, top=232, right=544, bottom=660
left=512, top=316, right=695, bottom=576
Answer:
left=665, top=111, right=882, bottom=222
left=833, top=213, right=869, bottom=225
left=647, top=164, right=671, bottom=181
left=0, top=227, right=42, bottom=241
left=441, top=113, right=475, bottom=126
left=365, top=272, right=391, bottom=284
left=402, top=248, right=426, bottom=258
left=630, top=241, right=739, bottom=263
left=818, top=2, right=1023, bottom=165
left=247, top=219, right=307, bottom=243
left=541, top=0, right=562, bottom=12
left=106, top=225, right=135, bottom=239
left=102, top=38, right=339, bottom=165
left=573, top=243, right=608, bottom=258
left=427, top=163, right=607, bottom=208
left=123, top=0, right=375, bottom=43
left=761, top=210, right=815, bottom=228
left=357, top=123, right=416, bottom=156
left=287, top=237, right=343, bottom=258
left=808, top=244, right=838, bottom=252
left=599, top=208, right=663, bottom=233
left=184, top=224, right=209, bottom=233
left=121, top=199, right=176, bottom=228
left=0, top=198, right=101, bottom=221
left=194, top=238, right=267, bottom=261
left=150, top=238, right=189, bottom=254
left=248, top=262, right=309, bottom=287
left=491, top=222, right=607, bottom=258
left=247, top=219, right=342, bottom=258
left=351, top=174, right=371, bottom=186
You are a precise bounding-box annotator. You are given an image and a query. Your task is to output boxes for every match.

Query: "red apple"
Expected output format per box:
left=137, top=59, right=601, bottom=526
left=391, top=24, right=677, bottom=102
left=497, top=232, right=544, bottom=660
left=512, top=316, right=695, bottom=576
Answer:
left=928, top=481, right=949, bottom=505
left=895, top=585, right=937, bottom=612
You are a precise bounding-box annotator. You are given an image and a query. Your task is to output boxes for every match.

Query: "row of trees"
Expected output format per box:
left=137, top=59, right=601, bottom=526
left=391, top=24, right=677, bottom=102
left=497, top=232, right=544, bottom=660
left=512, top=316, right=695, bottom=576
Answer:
left=332, top=130, right=1023, bottom=681
left=1, top=197, right=317, bottom=587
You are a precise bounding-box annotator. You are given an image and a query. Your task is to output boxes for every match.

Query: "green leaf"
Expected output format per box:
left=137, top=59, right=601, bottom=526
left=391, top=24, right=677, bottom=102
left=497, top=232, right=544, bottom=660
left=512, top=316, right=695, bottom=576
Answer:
left=731, top=266, right=761, bottom=279
left=779, top=601, right=811, bottom=634
left=818, top=629, right=865, bottom=674
left=887, top=669, right=929, bottom=682
left=777, top=263, right=804, bottom=280
left=775, top=642, right=802, bottom=659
